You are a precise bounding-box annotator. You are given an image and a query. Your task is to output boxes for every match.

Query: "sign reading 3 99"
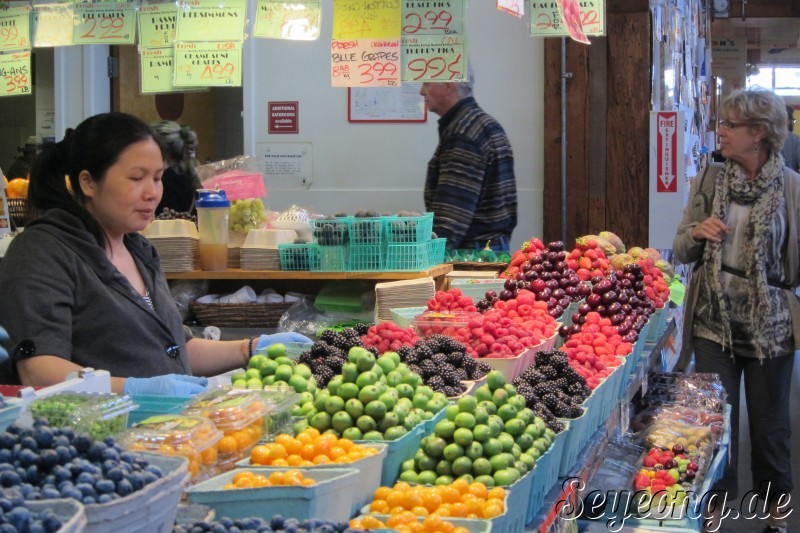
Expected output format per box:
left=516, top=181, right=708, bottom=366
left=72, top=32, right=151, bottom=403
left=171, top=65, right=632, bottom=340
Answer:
left=0, top=51, right=31, bottom=97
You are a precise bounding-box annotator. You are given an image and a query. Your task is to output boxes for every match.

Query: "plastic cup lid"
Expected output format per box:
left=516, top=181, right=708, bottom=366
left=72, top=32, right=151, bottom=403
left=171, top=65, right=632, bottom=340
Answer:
left=196, top=189, right=230, bottom=208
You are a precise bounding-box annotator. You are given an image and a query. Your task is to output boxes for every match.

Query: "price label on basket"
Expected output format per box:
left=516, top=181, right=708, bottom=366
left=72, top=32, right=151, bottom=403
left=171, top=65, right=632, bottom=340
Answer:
left=138, top=2, right=177, bottom=49
left=401, top=0, right=465, bottom=35
left=173, top=41, right=242, bottom=87
left=0, top=5, right=31, bottom=52
left=0, top=50, right=31, bottom=97
left=73, top=2, right=136, bottom=45
left=401, top=35, right=466, bottom=82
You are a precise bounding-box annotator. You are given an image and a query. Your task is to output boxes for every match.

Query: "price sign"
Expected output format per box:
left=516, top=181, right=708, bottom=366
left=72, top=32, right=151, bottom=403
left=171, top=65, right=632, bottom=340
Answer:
left=0, top=50, right=31, bottom=97
left=332, top=0, right=400, bottom=40
left=530, top=0, right=604, bottom=38
left=401, top=0, right=464, bottom=36
left=401, top=35, right=466, bottom=82
left=32, top=3, right=74, bottom=47
left=253, top=0, right=321, bottom=40
left=0, top=5, right=32, bottom=52
left=173, top=41, right=242, bottom=87
left=175, top=0, right=246, bottom=43
left=140, top=47, right=179, bottom=94
left=73, top=2, right=136, bottom=45
left=138, top=2, right=177, bottom=49
left=496, top=0, right=524, bottom=18
left=331, top=39, right=401, bottom=88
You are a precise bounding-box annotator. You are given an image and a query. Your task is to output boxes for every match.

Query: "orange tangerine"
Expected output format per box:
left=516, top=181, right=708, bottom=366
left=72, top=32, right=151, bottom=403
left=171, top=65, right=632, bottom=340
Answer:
left=312, top=455, right=331, bottom=465
left=271, top=458, right=289, bottom=467
left=440, top=486, right=461, bottom=504
left=411, top=506, right=429, bottom=517
left=453, top=528, right=469, bottom=533
left=268, top=471, right=286, bottom=484
left=217, top=436, right=238, bottom=454
left=286, top=454, right=303, bottom=466
left=250, top=444, right=271, bottom=465
left=370, top=500, right=389, bottom=513
left=360, top=516, right=385, bottom=530
left=389, top=506, right=407, bottom=516
left=200, top=446, right=218, bottom=465
left=448, top=502, right=468, bottom=518
left=374, top=486, right=392, bottom=500
left=487, top=487, right=506, bottom=501
left=300, top=443, right=317, bottom=460
left=481, top=501, right=504, bottom=519
left=387, top=511, right=417, bottom=527
left=386, top=490, right=406, bottom=510
left=468, top=482, right=488, bottom=500
left=232, top=471, right=254, bottom=483
left=299, top=460, right=314, bottom=467
left=302, top=428, right=321, bottom=439
left=420, top=488, right=443, bottom=513
left=338, top=438, right=354, bottom=451
left=450, top=478, right=470, bottom=494
left=349, top=518, right=364, bottom=529
left=296, top=432, right=313, bottom=445
left=393, top=481, right=412, bottom=492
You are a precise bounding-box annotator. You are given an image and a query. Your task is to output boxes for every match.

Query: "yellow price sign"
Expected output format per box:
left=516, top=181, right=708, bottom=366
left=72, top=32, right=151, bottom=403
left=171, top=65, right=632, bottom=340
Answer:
left=32, top=3, right=74, bottom=47
left=401, top=35, right=466, bottom=82
left=332, top=0, right=401, bottom=40
left=138, top=2, right=177, bottom=49
left=529, top=0, right=605, bottom=38
left=73, top=2, right=137, bottom=45
left=0, top=50, right=31, bottom=97
left=253, top=0, right=321, bottom=41
left=0, top=5, right=32, bottom=51
left=401, top=0, right=464, bottom=36
left=140, top=48, right=179, bottom=94
left=173, top=41, right=241, bottom=87
left=175, top=0, right=246, bottom=42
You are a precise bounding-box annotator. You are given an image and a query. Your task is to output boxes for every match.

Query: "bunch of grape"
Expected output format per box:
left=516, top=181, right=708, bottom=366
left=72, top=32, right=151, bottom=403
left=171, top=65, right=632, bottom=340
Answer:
left=229, top=198, right=267, bottom=233
left=155, top=207, right=197, bottom=223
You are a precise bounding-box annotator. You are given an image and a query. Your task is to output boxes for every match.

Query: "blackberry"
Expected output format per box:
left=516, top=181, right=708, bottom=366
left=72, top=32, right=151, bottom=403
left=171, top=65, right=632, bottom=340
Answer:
left=542, top=393, right=559, bottom=411
left=426, top=334, right=449, bottom=352
left=569, top=405, right=584, bottom=418
left=431, top=353, right=447, bottom=365
left=327, top=346, right=346, bottom=360
left=428, top=375, right=446, bottom=393
left=532, top=404, right=555, bottom=423
left=353, top=323, right=373, bottom=335
left=533, top=382, right=558, bottom=397
left=546, top=419, right=565, bottom=433
left=568, top=382, right=590, bottom=398
left=403, top=350, right=420, bottom=365
left=397, top=345, right=415, bottom=361
left=298, top=351, right=314, bottom=365
left=313, top=366, right=335, bottom=387
left=310, top=342, right=331, bottom=357
left=444, top=386, right=460, bottom=397
left=552, top=402, right=571, bottom=418
left=550, top=354, right=569, bottom=370
left=553, top=377, right=569, bottom=392
left=563, top=367, right=586, bottom=386
left=446, top=352, right=464, bottom=366
left=476, top=361, right=492, bottom=374
left=408, top=364, right=423, bottom=376
left=534, top=350, right=554, bottom=365
left=419, top=360, right=437, bottom=378
left=455, top=368, right=468, bottom=381
left=414, top=343, right=434, bottom=360
left=367, top=346, right=379, bottom=356
left=439, top=364, right=461, bottom=386
left=326, top=356, right=346, bottom=373
left=319, top=330, right=337, bottom=344
left=538, top=365, right=558, bottom=380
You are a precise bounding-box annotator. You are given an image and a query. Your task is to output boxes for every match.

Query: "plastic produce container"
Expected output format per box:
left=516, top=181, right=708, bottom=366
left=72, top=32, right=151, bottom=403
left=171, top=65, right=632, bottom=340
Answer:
left=260, top=386, right=302, bottom=438
left=25, top=499, right=87, bottom=533
left=185, top=467, right=359, bottom=522
left=0, top=397, right=23, bottom=431
left=356, top=422, right=426, bottom=486
left=184, top=388, right=268, bottom=470
left=360, top=514, right=492, bottom=533
left=119, top=414, right=223, bottom=482
left=28, top=391, right=137, bottom=441
left=128, top=395, right=191, bottom=427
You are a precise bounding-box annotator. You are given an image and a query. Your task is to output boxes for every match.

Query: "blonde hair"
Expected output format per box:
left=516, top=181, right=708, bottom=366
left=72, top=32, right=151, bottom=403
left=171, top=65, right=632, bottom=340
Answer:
left=720, top=89, right=789, bottom=153
left=151, top=120, right=200, bottom=187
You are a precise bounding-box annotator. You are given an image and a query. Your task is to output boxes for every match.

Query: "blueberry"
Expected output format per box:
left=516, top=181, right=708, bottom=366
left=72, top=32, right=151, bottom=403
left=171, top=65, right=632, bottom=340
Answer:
left=55, top=446, right=72, bottom=464
left=53, top=435, right=70, bottom=448
left=190, top=526, right=206, bottom=533
left=7, top=506, right=31, bottom=530
left=40, top=487, right=60, bottom=499
left=220, top=517, right=235, bottom=528
left=58, top=428, right=75, bottom=440
left=87, top=442, right=107, bottom=462
left=119, top=452, right=136, bottom=464
left=145, top=465, right=163, bottom=478
left=94, top=479, right=115, bottom=494
left=229, top=527, right=242, bottom=533
left=76, top=472, right=95, bottom=485
left=104, top=467, right=123, bottom=482
left=20, top=436, right=38, bottom=451
left=0, top=451, right=10, bottom=464
left=60, top=486, right=82, bottom=500
left=82, top=495, right=97, bottom=505
left=38, top=450, right=58, bottom=471
left=43, top=513, right=62, bottom=532
left=52, top=466, right=71, bottom=483
left=0, top=524, right=17, bottom=533
left=19, top=449, right=39, bottom=468
left=57, top=480, right=74, bottom=491
left=29, top=521, right=47, bottom=533
left=97, top=493, right=113, bottom=504
left=115, top=478, right=133, bottom=497
left=0, top=464, right=12, bottom=473
left=19, top=482, right=35, bottom=497
left=33, top=429, right=54, bottom=449
left=76, top=482, right=95, bottom=497
left=24, top=465, right=40, bottom=484
left=102, top=448, right=120, bottom=462
left=4, top=425, right=20, bottom=436
left=270, top=515, right=285, bottom=530
left=142, top=472, right=158, bottom=485
left=0, top=470, right=20, bottom=487
left=128, top=472, right=144, bottom=490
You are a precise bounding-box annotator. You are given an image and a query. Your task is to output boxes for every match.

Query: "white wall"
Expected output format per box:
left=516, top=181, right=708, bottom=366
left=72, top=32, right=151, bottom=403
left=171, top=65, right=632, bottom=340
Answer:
left=243, top=0, right=545, bottom=250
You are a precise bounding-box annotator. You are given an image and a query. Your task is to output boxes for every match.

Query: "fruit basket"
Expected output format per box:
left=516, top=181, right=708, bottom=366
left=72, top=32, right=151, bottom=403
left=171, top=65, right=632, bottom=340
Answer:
left=0, top=397, right=23, bottom=431
left=309, top=218, right=352, bottom=246
left=527, top=420, right=569, bottom=523
left=189, top=301, right=294, bottom=328
left=385, top=212, right=434, bottom=244
left=349, top=216, right=387, bottom=245
left=21, top=499, right=87, bottom=533
left=311, top=245, right=349, bottom=272
left=185, top=467, right=359, bottom=522
left=28, top=391, right=137, bottom=441
left=386, top=241, right=437, bottom=271
left=349, top=243, right=385, bottom=271
left=356, top=422, right=426, bottom=486
left=355, top=514, right=492, bottom=533
left=278, top=243, right=320, bottom=271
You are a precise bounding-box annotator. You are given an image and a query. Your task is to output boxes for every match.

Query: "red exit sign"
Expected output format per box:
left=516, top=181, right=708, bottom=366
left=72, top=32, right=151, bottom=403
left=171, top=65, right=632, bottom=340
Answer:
left=268, top=101, right=299, bottom=134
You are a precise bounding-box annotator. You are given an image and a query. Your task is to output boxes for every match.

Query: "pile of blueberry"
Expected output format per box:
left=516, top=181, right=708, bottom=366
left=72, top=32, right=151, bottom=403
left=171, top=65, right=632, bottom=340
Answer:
left=173, top=514, right=355, bottom=533
left=0, top=489, right=65, bottom=532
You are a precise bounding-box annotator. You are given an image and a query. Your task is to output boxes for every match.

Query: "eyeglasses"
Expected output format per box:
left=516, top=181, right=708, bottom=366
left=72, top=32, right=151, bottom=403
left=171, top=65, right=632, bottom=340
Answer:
left=718, top=119, right=753, bottom=130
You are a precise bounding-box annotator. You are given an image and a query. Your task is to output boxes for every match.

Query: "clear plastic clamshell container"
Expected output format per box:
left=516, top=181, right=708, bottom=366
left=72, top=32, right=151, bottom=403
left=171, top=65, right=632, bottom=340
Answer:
left=120, top=414, right=223, bottom=481
left=28, top=391, right=137, bottom=441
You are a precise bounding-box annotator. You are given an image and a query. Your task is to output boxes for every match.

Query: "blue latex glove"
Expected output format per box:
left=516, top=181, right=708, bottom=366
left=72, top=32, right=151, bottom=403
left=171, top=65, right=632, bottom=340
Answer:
left=0, top=327, right=8, bottom=362
left=123, top=374, right=208, bottom=397
left=256, top=332, right=312, bottom=351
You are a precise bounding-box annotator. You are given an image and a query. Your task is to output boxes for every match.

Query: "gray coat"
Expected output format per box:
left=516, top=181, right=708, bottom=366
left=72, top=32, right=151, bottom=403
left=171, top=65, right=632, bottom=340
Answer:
left=672, top=164, right=800, bottom=369
left=0, top=209, right=192, bottom=381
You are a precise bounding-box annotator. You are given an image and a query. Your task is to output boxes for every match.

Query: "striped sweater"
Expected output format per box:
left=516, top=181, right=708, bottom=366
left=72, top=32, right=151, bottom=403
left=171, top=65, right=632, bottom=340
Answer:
left=424, top=97, right=517, bottom=249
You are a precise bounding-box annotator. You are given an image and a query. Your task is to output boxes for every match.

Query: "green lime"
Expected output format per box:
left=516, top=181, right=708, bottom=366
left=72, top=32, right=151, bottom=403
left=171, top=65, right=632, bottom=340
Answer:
left=434, top=419, right=456, bottom=440
left=246, top=377, right=264, bottom=389
left=474, top=474, right=495, bottom=488
left=457, top=395, right=477, bottom=413
left=355, top=352, right=376, bottom=373
left=377, top=356, right=396, bottom=374
left=472, top=457, right=492, bottom=476
left=383, top=425, right=407, bottom=440
left=515, top=433, right=534, bottom=451
left=492, top=388, right=509, bottom=407
left=424, top=436, right=447, bottom=458
left=327, top=376, right=343, bottom=395
left=504, top=418, right=525, bottom=436
left=342, top=427, right=363, bottom=440
left=356, top=371, right=378, bottom=388
left=379, top=392, right=397, bottom=411
left=443, top=443, right=465, bottom=462
left=486, top=370, right=506, bottom=391
left=508, top=394, right=527, bottom=412
left=416, top=385, right=434, bottom=399
left=474, top=385, right=492, bottom=402
left=324, top=396, right=345, bottom=415
left=417, top=453, right=438, bottom=472
left=245, top=368, right=261, bottom=380
left=453, top=428, right=474, bottom=447
left=385, top=371, right=403, bottom=387
left=338, top=382, right=360, bottom=400
left=348, top=346, right=372, bottom=363
left=454, top=412, right=476, bottom=430
left=274, top=356, right=294, bottom=367
left=498, top=433, right=515, bottom=453
left=356, top=415, right=377, bottom=433
left=230, top=371, right=247, bottom=383
left=345, top=398, right=364, bottom=419
left=452, top=456, right=473, bottom=476
left=361, top=430, right=383, bottom=441
left=465, top=442, right=484, bottom=461
left=435, top=475, right=454, bottom=486
left=483, top=438, right=503, bottom=457
left=288, top=374, right=309, bottom=393
left=266, top=343, right=287, bottom=359
left=310, top=411, right=332, bottom=432
left=399, top=470, right=419, bottom=483
left=331, top=411, right=354, bottom=433
left=394, top=383, right=415, bottom=399
left=401, top=458, right=416, bottom=472
left=293, top=363, right=312, bottom=379
left=473, top=424, right=491, bottom=443
left=519, top=452, right=536, bottom=471
left=248, top=354, right=268, bottom=370
left=378, top=412, right=400, bottom=432
left=445, top=404, right=460, bottom=421
left=416, top=470, right=436, bottom=485
left=493, top=468, right=520, bottom=487
left=435, top=460, right=453, bottom=476
left=342, top=363, right=359, bottom=383
left=473, top=406, right=489, bottom=425
left=358, top=385, right=381, bottom=404
left=479, top=401, right=498, bottom=415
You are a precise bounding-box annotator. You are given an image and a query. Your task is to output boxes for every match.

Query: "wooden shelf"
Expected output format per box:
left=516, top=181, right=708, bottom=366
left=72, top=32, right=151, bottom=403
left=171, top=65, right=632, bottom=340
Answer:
left=164, top=263, right=453, bottom=281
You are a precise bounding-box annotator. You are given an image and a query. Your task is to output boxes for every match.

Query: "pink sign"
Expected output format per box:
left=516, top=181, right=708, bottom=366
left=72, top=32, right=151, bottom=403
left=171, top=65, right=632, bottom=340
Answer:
left=201, top=170, right=267, bottom=201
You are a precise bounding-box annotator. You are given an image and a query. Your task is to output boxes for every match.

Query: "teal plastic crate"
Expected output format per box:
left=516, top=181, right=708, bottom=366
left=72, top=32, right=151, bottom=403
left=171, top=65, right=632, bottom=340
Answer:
left=426, top=238, right=447, bottom=266
left=185, top=467, right=359, bottom=522
left=495, top=466, right=533, bottom=533
left=422, top=405, right=448, bottom=434
left=385, top=242, right=434, bottom=271
left=349, top=243, right=385, bottom=271
left=128, top=395, right=192, bottom=426
left=279, top=243, right=320, bottom=271
left=359, top=514, right=492, bottom=532
left=598, top=362, right=625, bottom=419
left=310, top=217, right=352, bottom=246
left=349, top=216, right=387, bottom=245
left=557, top=409, right=595, bottom=477
left=526, top=421, right=569, bottom=523
left=0, top=398, right=22, bottom=431
left=385, top=212, right=434, bottom=244
left=312, top=245, right=349, bottom=272
left=356, top=422, right=425, bottom=486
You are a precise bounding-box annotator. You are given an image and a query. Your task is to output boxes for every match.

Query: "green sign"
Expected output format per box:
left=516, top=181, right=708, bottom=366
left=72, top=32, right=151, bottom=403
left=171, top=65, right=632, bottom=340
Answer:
left=332, top=0, right=400, bottom=40
left=401, top=0, right=464, bottom=36
left=252, top=0, right=321, bottom=40
left=0, top=50, right=31, bottom=96
left=32, top=3, right=74, bottom=47
left=175, top=0, right=246, bottom=43
left=401, top=35, right=466, bottom=83
left=173, top=40, right=242, bottom=87
left=140, top=47, right=178, bottom=93
left=529, top=0, right=605, bottom=38
left=0, top=5, right=32, bottom=51
left=73, top=2, right=136, bottom=45
left=138, top=2, right=177, bottom=49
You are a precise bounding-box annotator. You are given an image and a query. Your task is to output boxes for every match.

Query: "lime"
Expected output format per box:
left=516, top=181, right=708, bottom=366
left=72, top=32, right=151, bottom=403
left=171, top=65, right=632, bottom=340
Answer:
left=487, top=415, right=505, bottom=437
left=338, top=382, right=360, bottom=400
left=435, top=460, right=453, bottom=476
left=342, top=427, right=363, bottom=440
left=489, top=453, right=513, bottom=473
left=473, top=406, right=490, bottom=426
left=274, top=356, right=294, bottom=367
left=416, top=385, right=434, bottom=399
left=288, top=375, right=309, bottom=393
left=457, top=395, right=478, bottom=413
left=376, top=356, right=396, bottom=374
left=331, top=411, right=354, bottom=433
left=293, top=363, right=312, bottom=379
left=361, top=430, right=383, bottom=441
left=401, top=459, right=416, bottom=472
left=394, top=383, right=415, bottom=399
left=378, top=392, right=397, bottom=411
left=456, top=474, right=474, bottom=483
left=465, top=442, right=484, bottom=461
left=348, top=346, right=372, bottom=363
left=454, top=412, right=476, bottom=430
left=266, top=343, right=287, bottom=359
left=358, top=385, right=381, bottom=404
left=310, top=411, right=332, bottom=432
left=383, top=426, right=408, bottom=440
left=445, top=404, right=460, bottom=422
left=385, top=371, right=403, bottom=387
left=341, top=363, right=359, bottom=383
left=231, top=379, right=247, bottom=389
left=474, top=474, right=495, bottom=488
left=435, top=475, right=454, bottom=486
left=508, top=394, right=527, bottom=412
left=486, top=370, right=506, bottom=391
left=453, top=428, right=474, bottom=447
left=356, top=371, right=378, bottom=388
left=248, top=354, right=268, bottom=370
left=533, top=437, right=550, bottom=455
left=510, top=444, right=521, bottom=460
left=472, top=457, right=492, bottom=476
left=514, top=433, right=534, bottom=451
left=345, top=398, right=364, bottom=419
left=493, top=468, right=520, bottom=487
left=483, top=438, right=503, bottom=457
left=434, top=419, right=456, bottom=440
left=246, top=377, right=264, bottom=389
left=245, top=368, right=261, bottom=380
left=417, top=453, right=438, bottom=472
left=519, top=452, right=536, bottom=471
left=479, top=401, right=498, bottom=415
left=474, top=385, right=493, bottom=402
left=425, top=436, right=447, bottom=458
left=300, top=403, right=316, bottom=416
left=396, top=397, right=413, bottom=410
left=443, top=443, right=465, bottom=462
left=327, top=376, right=343, bottom=396
left=473, top=424, right=491, bottom=443
left=427, top=396, right=448, bottom=413
left=514, top=460, right=528, bottom=475
left=355, top=352, right=376, bottom=373
left=230, top=371, right=247, bottom=383
left=416, top=470, right=437, bottom=485
left=399, top=470, right=419, bottom=483
left=492, top=388, right=509, bottom=407
left=504, top=418, right=525, bottom=437
left=517, top=407, right=535, bottom=426
left=378, top=412, right=400, bottom=432
left=324, top=396, right=345, bottom=415
left=356, top=415, right=377, bottom=433
left=412, top=394, right=428, bottom=410
left=452, top=456, right=473, bottom=476
left=401, top=372, right=422, bottom=388
left=498, top=433, right=515, bottom=452
left=293, top=418, right=309, bottom=434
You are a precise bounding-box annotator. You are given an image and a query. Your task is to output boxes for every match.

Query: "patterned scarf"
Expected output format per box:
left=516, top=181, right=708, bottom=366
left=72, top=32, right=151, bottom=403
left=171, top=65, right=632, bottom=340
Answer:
left=701, top=151, right=785, bottom=359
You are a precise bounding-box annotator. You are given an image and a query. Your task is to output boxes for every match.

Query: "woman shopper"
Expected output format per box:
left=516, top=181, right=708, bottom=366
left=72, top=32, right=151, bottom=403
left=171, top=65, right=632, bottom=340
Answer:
left=151, top=120, right=202, bottom=215
left=673, top=89, right=800, bottom=533
left=0, top=112, right=309, bottom=396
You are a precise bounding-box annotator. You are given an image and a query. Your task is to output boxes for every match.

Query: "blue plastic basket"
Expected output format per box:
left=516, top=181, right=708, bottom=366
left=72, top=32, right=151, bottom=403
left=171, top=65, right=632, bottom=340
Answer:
left=360, top=515, right=492, bottom=532
left=309, top=218, right=352, bottom=246
left=385, top=213, right=434, bottom=244
left=349, top=243, right=385, bottom=271
left=349, top=216, right=387, bottom=245
left=646, top=306, right=669, bottom=343
left=312, top=245, right=349, bottom=272
left=0, top=399, right=22, bottom=431
left=386, top=242, right=436, bottom=271
left=426, top=238, right=447, bottom=266
left=279, top=243, right=320, bottom=271
left=525, top=427, right=568, bottom=524
left=492, top=469, right=533, bottom=533
left=26, top=499, right=87, bottom=533
left=356, top=422, right=425, bottom=486
left=557, top=410, right=595, bottom=477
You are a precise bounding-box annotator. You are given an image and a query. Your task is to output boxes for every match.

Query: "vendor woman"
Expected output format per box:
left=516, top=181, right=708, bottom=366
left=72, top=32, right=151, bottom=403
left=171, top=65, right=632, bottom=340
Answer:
left=0, top=112, right=309, bottom=396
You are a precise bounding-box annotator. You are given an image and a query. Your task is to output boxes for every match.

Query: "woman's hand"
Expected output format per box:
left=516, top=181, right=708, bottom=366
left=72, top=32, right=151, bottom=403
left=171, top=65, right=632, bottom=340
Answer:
left=123, top=374, right=208, bottom=397
left=691, top=217, right=730, bottom=243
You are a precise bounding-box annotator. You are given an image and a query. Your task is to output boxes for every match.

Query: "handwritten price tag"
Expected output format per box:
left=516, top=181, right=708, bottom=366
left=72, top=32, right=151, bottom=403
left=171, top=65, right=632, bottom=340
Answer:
left=332, top=0, right=401, bottom=40
left=331, top=39, right=401, bottom=88
left=530, top=0, right=605, bottom=38
left=32, top=3, right=74, bottom=47
left=141, top=48, right=178, bottom=94
left=0, top=6, right=31, bottom=51
left=173, top=41, right=242, bottom=87
left=496, top=0, right=524, bottom=18
left=175, top=0, right=246, bottom=43
left=0, top=50, right=31, bottom=97
left=401, top=0, right=464, bottom=35
left=73, top=2, right=136, bottom=45
left=138, top=2, right=177, bottom=49
left=401, top=35, right=466, bottom=82
left=253, top=0, right=321, bottom=40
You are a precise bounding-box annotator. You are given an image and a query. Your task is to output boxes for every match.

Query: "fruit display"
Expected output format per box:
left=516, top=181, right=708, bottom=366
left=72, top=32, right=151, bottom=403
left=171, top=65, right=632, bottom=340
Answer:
left=400, top=371, right=554, bottom=487
left=0, top=489, right=73, bottom=531
left=249, top=429, right=380, bottom=467
left=397, top=335, right=490, bottom=397
left=350, top=512, right=473, bottom=532
left=387, top=211, right=431, bottom=243
left=223, top=469, right=317, bottom=489
left=229, top=198, right=267, bottom=233
left=155, top=207, right=198, bottom=223
left=5, top=178, right=28, bottom=198
left=234, top=342, right=317, bottom=394
left=635, top=258, right=670, bottom=309
left=28, top=392, right=137, bottom=441
left=0, top=420, right=164, bottom=504
left=565, top=236, right=611, bottom=281
left=559, top=312, right=630, bottom=389
left=120, top=414, right=223, bottom=480
left=512, top=350, right=590, bottom=425
left=298, top=328, right=374, bottom=388
left=425, top=288, right=478, bottom=313
left=501, top=238, right=546, bottom=280
left=174, top=515, right=352, bottom=533
left=294, top=348, right=448, bottom=441
left=360, top=322, right=420, bottom=353
left=597, top=231, right=626, bottom=254
left=366, top=480, right=507, bottom=519
left=644, top=423, right=715, bottom=454
left=311, top=218, right=350, bottom=246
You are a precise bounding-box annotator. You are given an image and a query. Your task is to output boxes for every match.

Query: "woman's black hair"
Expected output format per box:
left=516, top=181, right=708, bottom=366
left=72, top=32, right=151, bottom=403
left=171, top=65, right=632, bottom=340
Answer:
left=28, top=112, right=166, bottom=247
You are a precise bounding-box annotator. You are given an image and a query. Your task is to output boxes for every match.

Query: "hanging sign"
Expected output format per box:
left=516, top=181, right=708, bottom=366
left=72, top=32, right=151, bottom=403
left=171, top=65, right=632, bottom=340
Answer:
left=711, top=36, right=746, bottom=92
left=496, top=0, right=524, bottom=18
left=253, top=0, right=321, bottom=40
left=175, top=0, right=246, bottom=43
left=332, top=0, right=400, bottom=40
left=140, top=47, right=180, bottom=94
left=173, top=41, right=242, bottom=87
left=73, top=2, right=137, bottom=45
left=268, top=101, right=299, bottom=134
left=0, top=5, right=32, bottom=52
left=401, top=35, right=466, bottom=82
left=32, top=3, right=74, bottom=47
left=401, top=0, right=464, bottom=36
left=529, top=0, right=604, bottom=40
left=656, top=112, right=678, bottom=193
left=138, top=2, right=177, bottom=49
left=331, top=39, right=401, bottom=87
left=0, top=50, right=31, bottom=97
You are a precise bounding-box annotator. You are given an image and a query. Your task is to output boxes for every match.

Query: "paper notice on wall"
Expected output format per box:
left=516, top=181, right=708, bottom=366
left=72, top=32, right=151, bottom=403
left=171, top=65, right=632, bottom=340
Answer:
left=496, top=0, right=524, bottom=18
left=0, top=51, right=31, bottom=97
left=401, top=0, right=465, bottom=35
left=0, top=5, right=32, bottom=51
left=257, top=142, right=313, bottom=189
left=73, top=2, right=137, bottom=45
left=332, top=0, right=400, bottom=40
left=141, top=48, right=180, bottom=94
left=31, top=3, right=74, bottom=47
left=401, top=35, right=466, bottom=82
left=253, top=0, right=321, bottom=40
left=138, top=2, right=177, bottom=49
left=711, top=36, right=746, bottom=92
left=331, top=39, right=401, bottom=87
left=175, top=0, right=246, bottom=42
left=173, top=41, right=242, bottom=87
left=530, top=0, right=604, bottom=39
